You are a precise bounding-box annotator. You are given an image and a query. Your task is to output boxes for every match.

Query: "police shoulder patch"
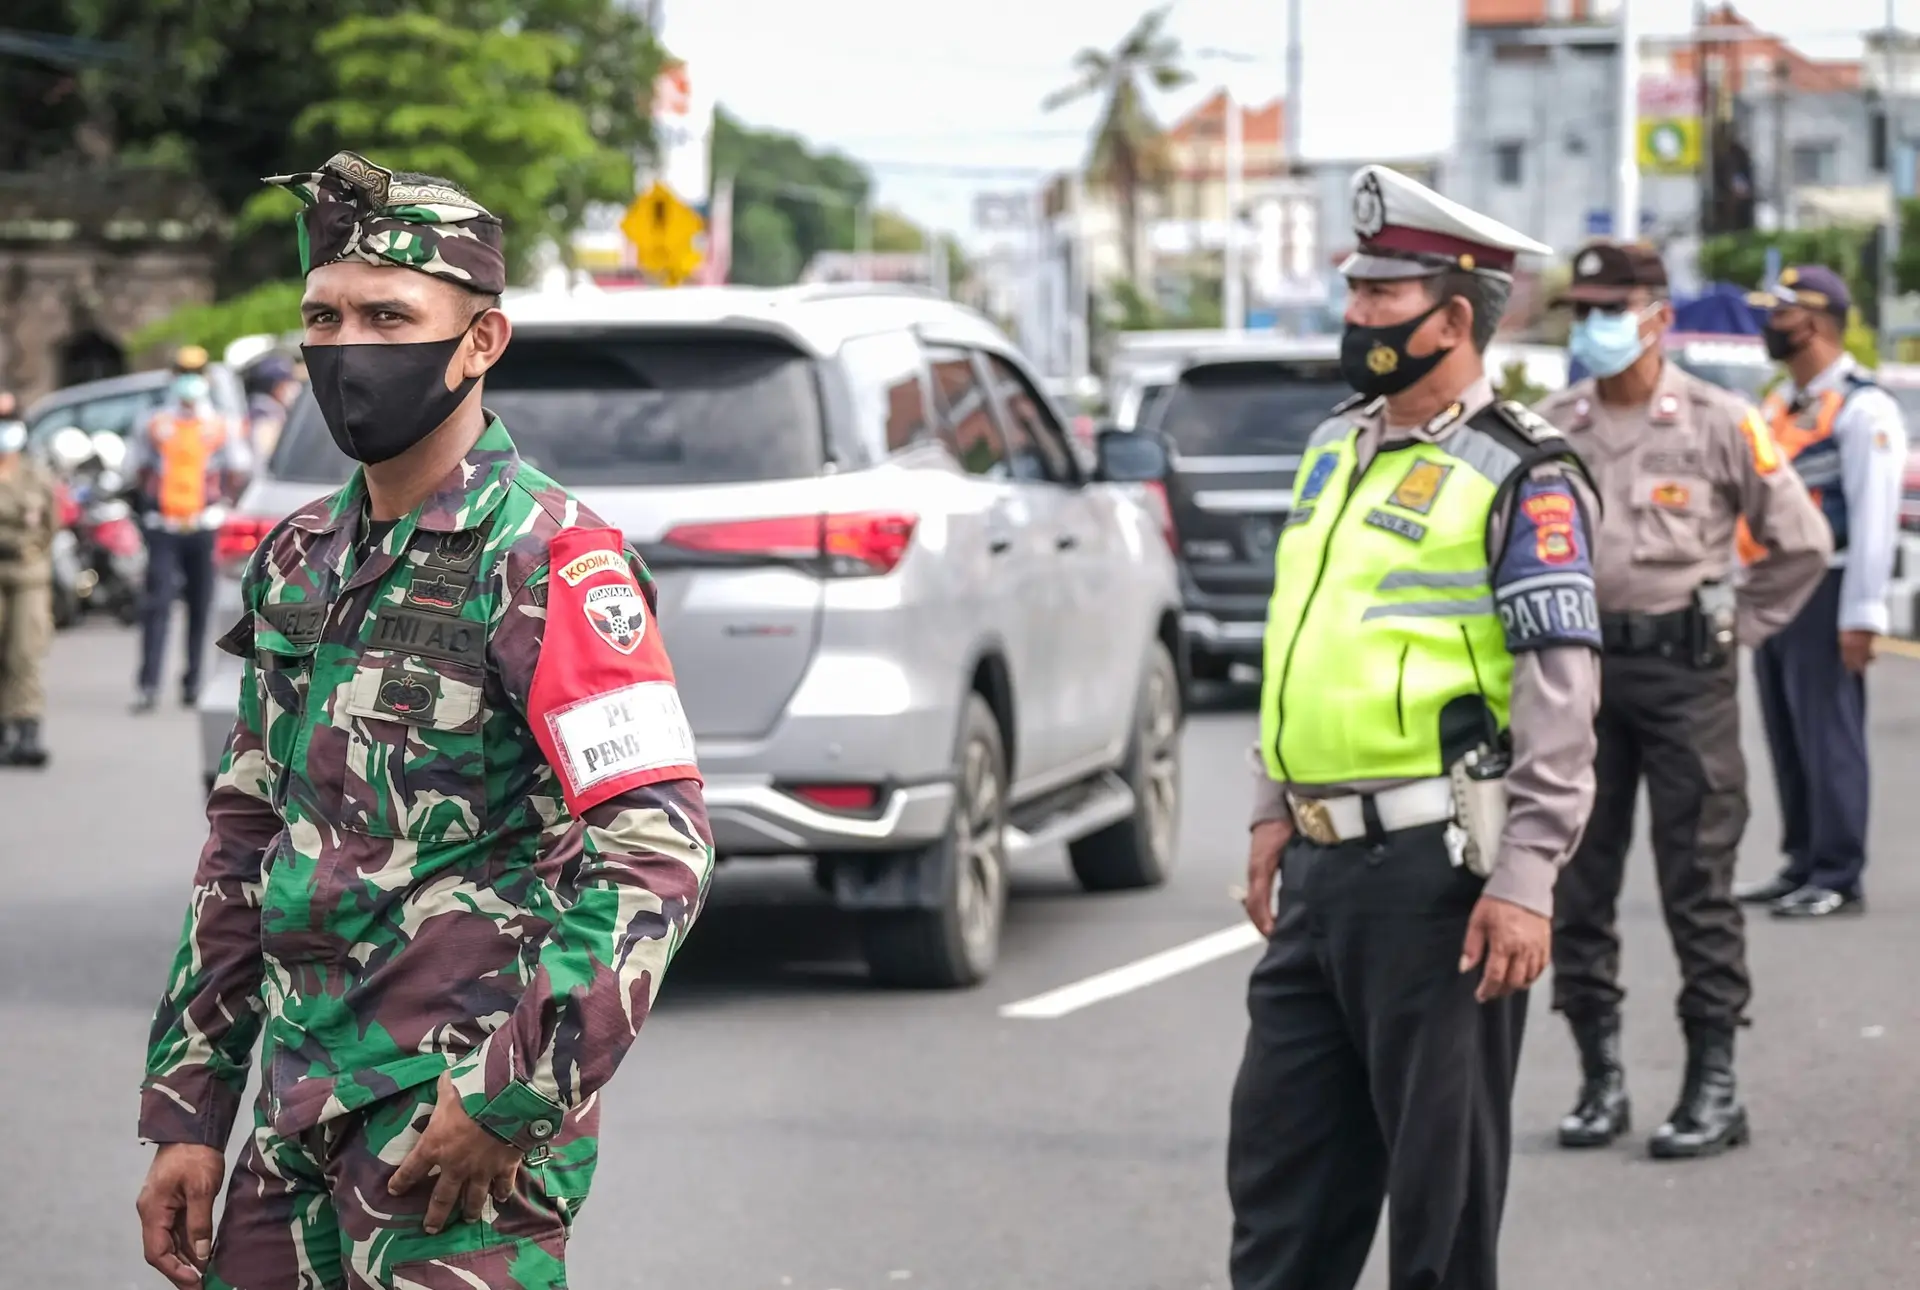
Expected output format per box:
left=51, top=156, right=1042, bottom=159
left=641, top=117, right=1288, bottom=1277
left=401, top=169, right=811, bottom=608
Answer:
left=1493, top=477, right=1600, bottom=654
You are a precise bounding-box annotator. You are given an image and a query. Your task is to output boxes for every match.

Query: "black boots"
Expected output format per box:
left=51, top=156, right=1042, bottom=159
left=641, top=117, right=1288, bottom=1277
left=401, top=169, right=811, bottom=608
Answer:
left=1559, top=1012, right=1631, bottom=1147
left=1649, top=1020, right=1749, bottom=1159
left=0, top=718, right=47, bottom=768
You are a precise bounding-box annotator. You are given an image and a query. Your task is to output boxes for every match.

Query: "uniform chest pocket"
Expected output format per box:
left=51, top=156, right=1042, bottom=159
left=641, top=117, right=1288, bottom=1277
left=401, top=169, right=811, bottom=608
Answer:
left=328, top=654, right=490, bottom=842
left=1630, top=476, right=1709, bottom=565
left=245, top=616, right=319, bottom=805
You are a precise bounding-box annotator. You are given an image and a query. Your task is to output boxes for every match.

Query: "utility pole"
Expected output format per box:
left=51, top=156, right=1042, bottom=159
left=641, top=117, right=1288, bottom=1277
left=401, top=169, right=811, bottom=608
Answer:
left=1883, top=0, right=1900, bottom=360
left=1696, top=0, right=1713, bottom=236
left=1224, top=90, right=1246, bottom=332
left=1284, top=0, right=1304, bottom=315
left=1773, top=56, right=1789, bottom=230
left=1614, top=0, right=1641, bottom=241
left=1068, top=171, right=1090, bottom=385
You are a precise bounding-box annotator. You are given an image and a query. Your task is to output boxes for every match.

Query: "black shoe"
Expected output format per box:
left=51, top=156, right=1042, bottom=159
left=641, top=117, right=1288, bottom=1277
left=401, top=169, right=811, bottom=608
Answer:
left=1649, top=1021, right=1749, bottom=1159
left=1771, top=886, right=1865, bottom=919
left=1559, top=1012, right=1632, bottom=1148
left=181, top=684, right=200, bottom=708
left=4, top=719, right=48, bottom=769
left=1735, top=871, right=1802, bottom=904
left=132, top=689, right=157, bottom=714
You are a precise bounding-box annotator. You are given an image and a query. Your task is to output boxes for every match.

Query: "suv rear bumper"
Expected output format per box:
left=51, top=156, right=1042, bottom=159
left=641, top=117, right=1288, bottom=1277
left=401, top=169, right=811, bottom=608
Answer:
left=705, top=777, right=955, bottom=856
left=1181, top=610, right=1266, bottom=659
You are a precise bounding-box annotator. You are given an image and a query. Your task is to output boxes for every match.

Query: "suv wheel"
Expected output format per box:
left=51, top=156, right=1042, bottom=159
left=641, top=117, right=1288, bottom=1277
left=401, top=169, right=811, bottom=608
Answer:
left=860, top=694, right=1008, bottom=989
left=1069, top=642, right=1182, bottom=891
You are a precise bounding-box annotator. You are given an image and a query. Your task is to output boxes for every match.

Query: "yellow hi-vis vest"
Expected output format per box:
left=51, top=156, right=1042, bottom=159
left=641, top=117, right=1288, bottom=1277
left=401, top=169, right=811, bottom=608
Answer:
left=1259, top=402, right=1576, bottom=785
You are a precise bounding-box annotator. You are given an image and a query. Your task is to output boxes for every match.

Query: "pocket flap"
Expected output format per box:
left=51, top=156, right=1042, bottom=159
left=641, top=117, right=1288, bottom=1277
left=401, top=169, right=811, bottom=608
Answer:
left=341, top=660, right=484, bottom=732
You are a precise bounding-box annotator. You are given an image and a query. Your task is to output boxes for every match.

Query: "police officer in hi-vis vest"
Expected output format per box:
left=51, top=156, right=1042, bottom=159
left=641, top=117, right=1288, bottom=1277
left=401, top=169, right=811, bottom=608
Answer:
left=1228, top=166, right=1602, bottom=1290
left=1735, top=266, right=1907, bottom=919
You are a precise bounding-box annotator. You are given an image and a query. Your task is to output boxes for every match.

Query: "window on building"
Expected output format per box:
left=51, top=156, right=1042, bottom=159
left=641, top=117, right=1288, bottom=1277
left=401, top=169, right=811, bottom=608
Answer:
left=1494, top=142, right=1525, bottom=187
left=1791, top=141, right=1838, bottom=185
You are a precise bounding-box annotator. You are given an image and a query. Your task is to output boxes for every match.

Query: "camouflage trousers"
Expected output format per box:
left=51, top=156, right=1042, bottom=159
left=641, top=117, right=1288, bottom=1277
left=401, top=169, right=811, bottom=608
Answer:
left=206, top=1080, right=595, bottom=1289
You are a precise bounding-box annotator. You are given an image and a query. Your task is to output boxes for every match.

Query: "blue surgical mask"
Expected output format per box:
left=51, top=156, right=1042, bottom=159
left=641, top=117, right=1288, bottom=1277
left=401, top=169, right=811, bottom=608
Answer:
left=173, top=374, right=210, bottom=404
left=1568, top=309, right=1652, bottom=379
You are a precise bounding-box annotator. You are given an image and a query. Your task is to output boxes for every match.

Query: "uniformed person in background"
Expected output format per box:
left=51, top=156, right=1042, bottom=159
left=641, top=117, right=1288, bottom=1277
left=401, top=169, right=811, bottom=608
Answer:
left=0, top=402, right=58, bottom=768
left=1230, top=166, right=1602, bottom=1290
left=1536, top=241, right=1830, bottom=1160
left=1735, top=266, right=1906, bottom=919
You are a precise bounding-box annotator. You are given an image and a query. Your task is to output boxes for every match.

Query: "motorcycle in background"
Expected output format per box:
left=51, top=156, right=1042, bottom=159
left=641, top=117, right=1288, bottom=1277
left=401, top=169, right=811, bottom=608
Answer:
left=45, top=426, right=145, bottom=625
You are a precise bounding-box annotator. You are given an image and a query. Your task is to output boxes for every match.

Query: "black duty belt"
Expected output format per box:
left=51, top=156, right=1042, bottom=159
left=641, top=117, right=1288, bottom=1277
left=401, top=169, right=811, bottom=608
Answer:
left=1599, top=608, right=1691, bottom=658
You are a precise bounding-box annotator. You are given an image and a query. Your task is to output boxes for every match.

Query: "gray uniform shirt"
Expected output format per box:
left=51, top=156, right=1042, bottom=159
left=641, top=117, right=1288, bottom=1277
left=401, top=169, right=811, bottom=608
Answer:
left=1535, top=361, right=1831, bottom=644
left=1248, top=376, right=1602, bottom=918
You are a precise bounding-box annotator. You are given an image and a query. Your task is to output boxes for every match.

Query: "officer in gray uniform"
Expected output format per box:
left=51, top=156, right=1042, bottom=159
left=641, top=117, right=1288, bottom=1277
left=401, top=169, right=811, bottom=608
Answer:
left=1535, top=241, right=1831, bottom=1159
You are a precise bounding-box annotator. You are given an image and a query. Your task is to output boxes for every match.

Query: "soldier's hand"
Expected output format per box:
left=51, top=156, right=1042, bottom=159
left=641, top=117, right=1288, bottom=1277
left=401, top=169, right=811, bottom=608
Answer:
left=1840, top=630, right=1879, bottom=675
left=136, top=1142, right=224, bottom=1286
left=1459, top=895, right=1550, bottom=1003
left=388, top=1074, right=524, bottom=1235
left=1243, top=819, right=1293, bottom=936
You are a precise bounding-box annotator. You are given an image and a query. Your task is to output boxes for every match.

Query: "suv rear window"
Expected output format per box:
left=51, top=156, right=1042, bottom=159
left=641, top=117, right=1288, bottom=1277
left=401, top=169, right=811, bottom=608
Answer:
left=1154, top=362, right=1348, bottom=456
left=271, top=331, right=827, bottom=487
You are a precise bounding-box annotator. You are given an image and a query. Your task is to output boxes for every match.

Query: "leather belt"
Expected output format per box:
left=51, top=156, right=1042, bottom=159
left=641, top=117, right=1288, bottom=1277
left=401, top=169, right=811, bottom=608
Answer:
left=1599, top=608, right=1690, bottom=657
left=1287, top=777, right=1454, bottom=845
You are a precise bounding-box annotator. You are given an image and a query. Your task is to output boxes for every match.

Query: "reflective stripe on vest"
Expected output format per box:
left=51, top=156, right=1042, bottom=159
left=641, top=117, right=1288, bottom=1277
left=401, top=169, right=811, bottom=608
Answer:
left=1735, top=387, right=1850, bottom=563
left=1259, top=426, right=1514, bottom=785
left=153, top=414, right=223, bottom=522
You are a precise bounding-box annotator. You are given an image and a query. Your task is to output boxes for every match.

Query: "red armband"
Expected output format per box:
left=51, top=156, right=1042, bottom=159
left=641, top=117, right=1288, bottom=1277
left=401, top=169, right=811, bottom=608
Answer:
left=527, top=526, right=701, bottom=815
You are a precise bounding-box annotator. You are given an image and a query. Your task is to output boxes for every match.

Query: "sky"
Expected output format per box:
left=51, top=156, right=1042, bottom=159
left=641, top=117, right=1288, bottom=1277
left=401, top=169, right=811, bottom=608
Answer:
left=663, top=0, right=1911, bottom=245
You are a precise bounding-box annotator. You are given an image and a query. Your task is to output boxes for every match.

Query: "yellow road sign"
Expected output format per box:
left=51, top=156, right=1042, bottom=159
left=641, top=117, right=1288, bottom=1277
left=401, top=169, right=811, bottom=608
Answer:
left=1639, top=117, right=1702, bottom=175
left=621, top=182, right=706, bottom=282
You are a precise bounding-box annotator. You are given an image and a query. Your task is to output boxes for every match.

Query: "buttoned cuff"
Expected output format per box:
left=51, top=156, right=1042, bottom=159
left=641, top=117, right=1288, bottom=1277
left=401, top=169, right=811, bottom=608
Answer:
left=137, top=1074, right=242, bottom=1150
left=1482, top=850, right=1557, bottom=920
left=1838, top=598, right=1890, bottom=635
left=447, top=1050, right=566, bottom=1153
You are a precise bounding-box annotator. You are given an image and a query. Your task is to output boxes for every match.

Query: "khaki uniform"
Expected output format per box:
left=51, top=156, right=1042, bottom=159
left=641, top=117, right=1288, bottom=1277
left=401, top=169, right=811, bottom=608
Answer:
left=0, top=456, right=58, bottom=721
left=1533, top=361, right=1830, bottom=1029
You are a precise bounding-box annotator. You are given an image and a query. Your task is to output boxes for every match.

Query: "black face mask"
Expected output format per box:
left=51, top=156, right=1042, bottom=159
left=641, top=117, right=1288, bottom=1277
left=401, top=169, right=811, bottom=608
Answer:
left=303, top=327, right=479, bottom=465
left=1340, top=301, right=1453, bottom=398
left=1763, top=322, right=1809, bottom=363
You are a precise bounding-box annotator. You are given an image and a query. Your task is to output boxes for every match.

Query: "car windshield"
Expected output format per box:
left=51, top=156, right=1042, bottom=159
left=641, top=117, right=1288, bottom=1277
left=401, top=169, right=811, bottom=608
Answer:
left=1154, top=362, right=1348, bottom=455
left=272, top=331, right=828, bottom=487
left=26, top=386, right=170, bottom=445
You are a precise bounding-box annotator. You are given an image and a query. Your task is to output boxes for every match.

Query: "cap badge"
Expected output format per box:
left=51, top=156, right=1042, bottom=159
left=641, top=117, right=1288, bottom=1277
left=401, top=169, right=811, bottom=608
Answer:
left=1459, top=254, right=1475, bottom=271
left=1578, top=251, right=1602, bottom=277
left=1353, top=172, right=1386, bottom=239
left=1366, top=344, right=1400, bottom=376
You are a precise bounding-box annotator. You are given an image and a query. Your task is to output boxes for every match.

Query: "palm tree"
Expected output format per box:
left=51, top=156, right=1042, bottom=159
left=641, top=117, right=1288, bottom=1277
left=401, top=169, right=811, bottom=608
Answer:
left=1043, top=6, right=1191, bottom=286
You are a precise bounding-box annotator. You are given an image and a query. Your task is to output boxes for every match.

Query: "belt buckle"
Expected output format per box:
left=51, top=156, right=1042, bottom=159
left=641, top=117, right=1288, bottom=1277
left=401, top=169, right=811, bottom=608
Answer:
left=1287, top=793, right=1338, bottom=845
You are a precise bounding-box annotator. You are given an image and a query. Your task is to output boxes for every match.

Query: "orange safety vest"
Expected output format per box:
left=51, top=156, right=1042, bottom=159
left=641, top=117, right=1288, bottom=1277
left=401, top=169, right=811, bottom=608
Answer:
left=1734, top=387, right=1850, bottom=565
left=151, top=412, right=225, bottom=522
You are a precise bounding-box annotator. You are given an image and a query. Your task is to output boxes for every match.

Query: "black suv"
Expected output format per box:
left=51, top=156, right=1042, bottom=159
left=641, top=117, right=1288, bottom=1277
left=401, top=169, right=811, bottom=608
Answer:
left=1143, top=341, right=1351, bottom=684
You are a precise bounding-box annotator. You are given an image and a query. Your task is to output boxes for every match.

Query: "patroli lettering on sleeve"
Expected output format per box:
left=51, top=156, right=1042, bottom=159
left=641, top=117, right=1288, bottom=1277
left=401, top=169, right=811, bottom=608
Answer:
left=1494, top=478, right=1602, bottom=653
left=527, top=526, right=701, bottom=814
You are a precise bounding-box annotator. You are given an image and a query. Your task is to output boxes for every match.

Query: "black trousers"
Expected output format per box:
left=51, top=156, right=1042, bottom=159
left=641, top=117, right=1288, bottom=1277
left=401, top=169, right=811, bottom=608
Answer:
left=1228, top=824, right=1526, bottom=1290
left=1552, top=652, right=1751, bottom=1026
left=1753, top=569, right=1869, bottom=896
left=137, top=528, right=215, bottom=696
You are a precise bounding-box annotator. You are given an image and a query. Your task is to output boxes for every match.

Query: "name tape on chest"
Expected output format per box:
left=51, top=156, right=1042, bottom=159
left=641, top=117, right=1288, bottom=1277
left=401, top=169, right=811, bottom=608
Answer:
left=369, top=606, right=485, bottom=666
left=548, top=680, right=698, bottom=795
left=1364, top=508, right=1427, bottom=543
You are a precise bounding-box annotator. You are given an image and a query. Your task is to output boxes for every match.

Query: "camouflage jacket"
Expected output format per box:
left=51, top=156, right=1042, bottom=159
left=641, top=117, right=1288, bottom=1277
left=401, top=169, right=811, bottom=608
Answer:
left=140, top=417, right=713, bottom=1154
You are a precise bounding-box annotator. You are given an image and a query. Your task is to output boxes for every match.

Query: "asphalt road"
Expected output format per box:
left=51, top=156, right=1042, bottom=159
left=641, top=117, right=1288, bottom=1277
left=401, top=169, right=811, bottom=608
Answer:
left=5, top=620, right=1918, bottom=1289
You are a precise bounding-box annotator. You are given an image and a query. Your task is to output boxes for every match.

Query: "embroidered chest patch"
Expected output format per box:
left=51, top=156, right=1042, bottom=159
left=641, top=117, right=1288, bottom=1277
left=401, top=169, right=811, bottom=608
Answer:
left=1387, top=460, right=1453, bottom=515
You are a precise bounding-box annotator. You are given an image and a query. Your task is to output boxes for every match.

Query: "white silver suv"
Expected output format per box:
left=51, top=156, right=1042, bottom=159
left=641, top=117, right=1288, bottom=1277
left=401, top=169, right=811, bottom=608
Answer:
left=200, top=284, right=1186, bottom=987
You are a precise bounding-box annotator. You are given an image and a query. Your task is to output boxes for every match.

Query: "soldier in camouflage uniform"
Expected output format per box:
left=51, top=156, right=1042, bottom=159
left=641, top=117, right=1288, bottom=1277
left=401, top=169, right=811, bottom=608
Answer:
left=135, top=152, right=714, bottom=1290
left=0, top=404, right=58, bottom=767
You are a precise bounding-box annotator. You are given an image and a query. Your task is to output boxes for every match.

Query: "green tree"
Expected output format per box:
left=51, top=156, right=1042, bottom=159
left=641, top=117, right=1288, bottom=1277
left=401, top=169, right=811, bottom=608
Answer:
left=1043, top=5, right=1190, bottom=284
left=713, top=108, right=869, bottom=280
left=279, top=11, right=631, bottom=285
left=729, top=203, right=802, bottom=287
left=1698, top=224, right=1881, bottom=323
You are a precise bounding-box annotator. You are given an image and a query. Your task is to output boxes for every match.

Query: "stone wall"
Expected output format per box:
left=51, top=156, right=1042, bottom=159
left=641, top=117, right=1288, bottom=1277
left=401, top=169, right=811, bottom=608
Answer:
left=0, top=244, right=217, bottom=403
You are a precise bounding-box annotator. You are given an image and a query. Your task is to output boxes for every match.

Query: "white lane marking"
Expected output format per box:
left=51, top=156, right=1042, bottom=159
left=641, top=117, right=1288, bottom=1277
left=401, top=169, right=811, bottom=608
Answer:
left=998, top=923, right=1266, bottom=1020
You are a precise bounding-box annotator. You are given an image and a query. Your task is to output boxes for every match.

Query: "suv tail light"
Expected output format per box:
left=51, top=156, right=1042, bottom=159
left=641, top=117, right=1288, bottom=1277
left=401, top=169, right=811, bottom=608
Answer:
left=1141, top=482, right=1178, bottom=554
left=660, top=511, right=918, bottom=576
left=216, top=514, right=276, bottom=577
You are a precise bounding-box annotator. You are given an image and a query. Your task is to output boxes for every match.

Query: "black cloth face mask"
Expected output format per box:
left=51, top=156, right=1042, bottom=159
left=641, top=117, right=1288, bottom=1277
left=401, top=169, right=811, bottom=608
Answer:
left=1763, top=320, right=1811, bottom=363
left=1340, top=300, right=1453, bottom=398
left=303, top=324, right=479, bottom=465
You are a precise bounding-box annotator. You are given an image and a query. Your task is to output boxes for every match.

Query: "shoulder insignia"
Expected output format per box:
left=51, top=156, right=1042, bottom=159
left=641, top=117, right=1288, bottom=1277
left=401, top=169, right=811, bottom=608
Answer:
left=1330, top=391, right=1369, bottom=415
left=1493, top=400, right=1562, bottom=446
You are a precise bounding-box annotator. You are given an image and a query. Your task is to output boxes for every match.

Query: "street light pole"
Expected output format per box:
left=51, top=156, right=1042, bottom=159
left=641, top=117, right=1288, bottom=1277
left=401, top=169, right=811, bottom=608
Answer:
left=1883, top=0, right=1899, bottom=360
left=1615, top=0, right=1641, bottom=240
left=1225, top=90, right=1246, bottom=332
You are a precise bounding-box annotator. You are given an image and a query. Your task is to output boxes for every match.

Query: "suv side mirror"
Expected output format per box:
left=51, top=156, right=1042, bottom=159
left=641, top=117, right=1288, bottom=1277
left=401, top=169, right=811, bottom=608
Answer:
left=1095, top=429, right=1168, bottom=483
